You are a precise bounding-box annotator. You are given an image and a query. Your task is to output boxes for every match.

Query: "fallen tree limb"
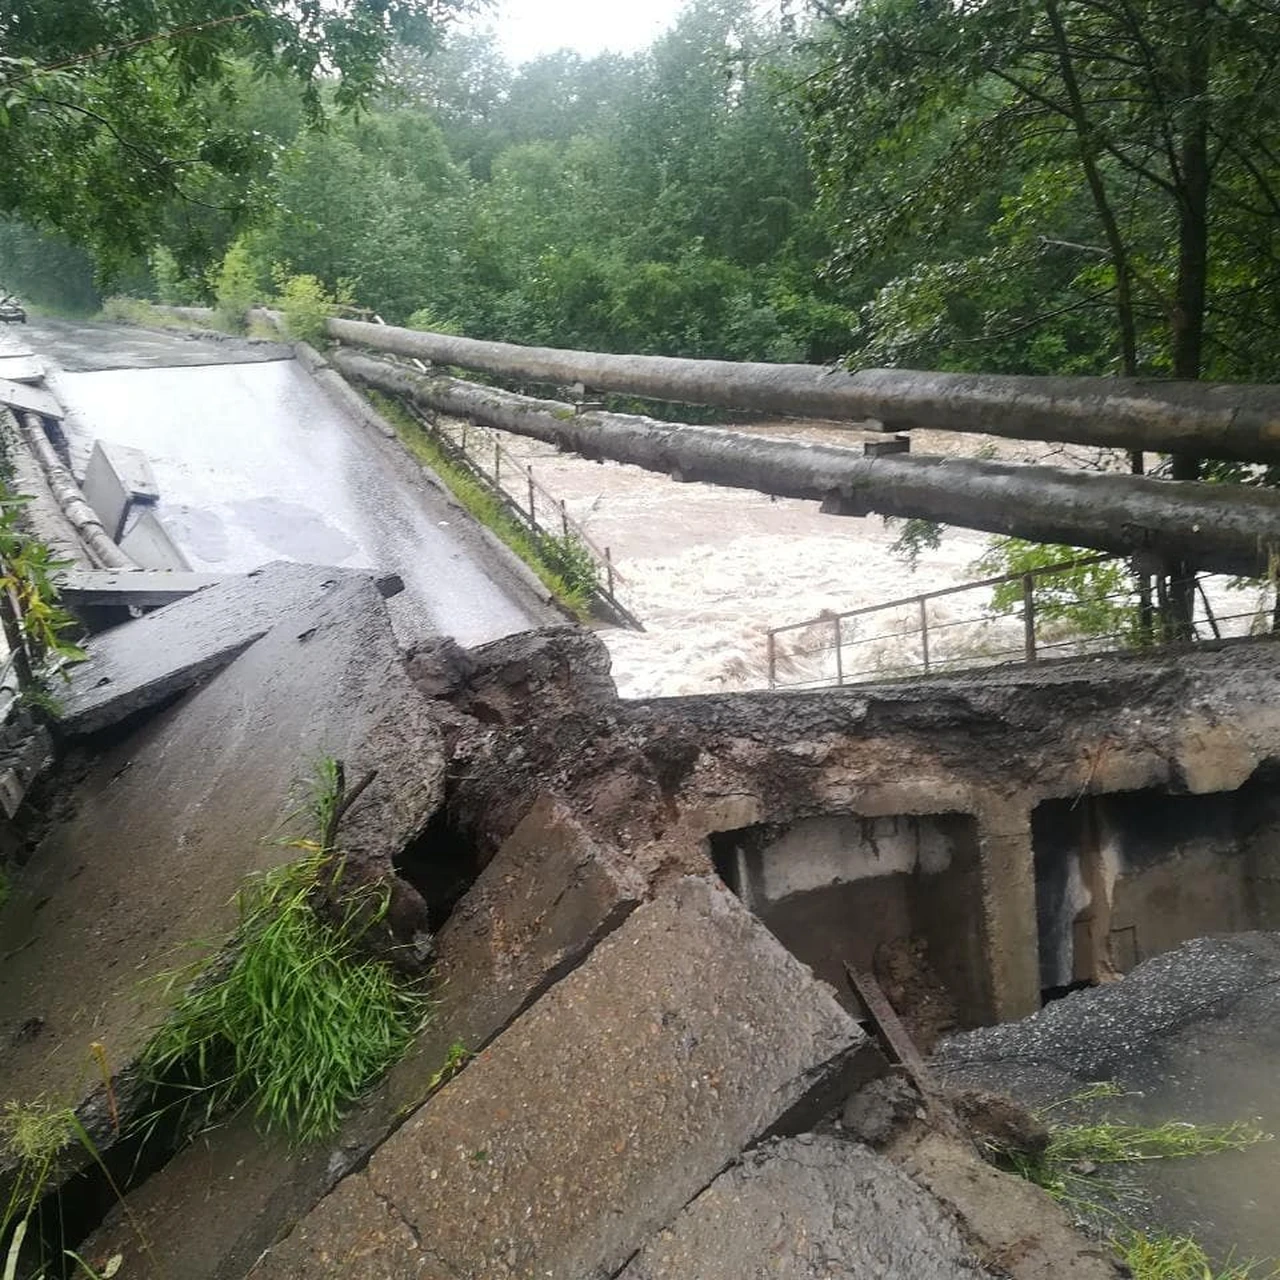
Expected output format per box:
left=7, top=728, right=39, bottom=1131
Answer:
left=332, top=350, right=1280, bottom=579
left=327, top=317, right=1280, bottom=465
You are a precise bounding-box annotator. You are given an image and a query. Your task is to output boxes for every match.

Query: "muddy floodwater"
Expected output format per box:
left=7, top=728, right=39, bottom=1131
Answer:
left=482, top=420, right=1269, bottom=698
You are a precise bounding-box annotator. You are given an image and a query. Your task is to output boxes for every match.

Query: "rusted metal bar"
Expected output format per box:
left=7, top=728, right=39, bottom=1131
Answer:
left=844, top=963, right=935, bottom=1101
left=767, top=629, right=777, bottom=689
left=919, top=597, right=930, bottom=673
left=833, top=615, right=844, bottom=686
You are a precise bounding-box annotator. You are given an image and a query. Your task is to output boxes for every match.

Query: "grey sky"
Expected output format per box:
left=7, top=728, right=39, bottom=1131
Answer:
left=463, top=0, right=687, bottom=64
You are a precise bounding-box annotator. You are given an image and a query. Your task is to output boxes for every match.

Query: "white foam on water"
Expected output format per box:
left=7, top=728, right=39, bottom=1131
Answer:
left=454, top=418, right=1273, bottom=699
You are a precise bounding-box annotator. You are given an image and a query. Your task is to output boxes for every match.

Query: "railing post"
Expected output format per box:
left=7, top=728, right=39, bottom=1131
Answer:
left=560, top=499, right=570, bottom=537
left=1023, top=573, right=1037, bottom=663
left=767, top=629, right=777, bottom=689
left=918, top=596, right=930, bottom=673
left=605, top=546, right=615, bottom=597
left=494, top=441, right=500, bottom=484
left=461, top=417, right=469, bottom=453
left=527, top=466, right=537, bottom=530
left=833, top=615, right=844, bottom=686
left=1196, top=576, right=1221, bottom=640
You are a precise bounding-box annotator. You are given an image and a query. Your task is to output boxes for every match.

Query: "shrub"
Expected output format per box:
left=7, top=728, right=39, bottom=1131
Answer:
left=213, top=238, right=263, bottom=332
left=276, top=272, right=340, bottom=344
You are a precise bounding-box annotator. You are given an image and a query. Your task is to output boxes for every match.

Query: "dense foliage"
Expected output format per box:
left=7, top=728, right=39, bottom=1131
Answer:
left=797, top=0, right=1280, bottom=382
left=3, top=0, right=1278, bottom=385
left=0, top=0, right=469, bottom=271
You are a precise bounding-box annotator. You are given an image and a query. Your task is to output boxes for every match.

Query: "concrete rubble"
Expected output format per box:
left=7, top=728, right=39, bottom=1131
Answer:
left=4, top=562, right=1280, bottom=1277
left=0, top=562, right=442, bottom=1190
left=618, top=1135, right=992, bottom=1280
left=80, top=795, right=650, bottom=1279
left=55, top=561, right=349, bottom=735
left=252, top=877, right=880, bottom=1279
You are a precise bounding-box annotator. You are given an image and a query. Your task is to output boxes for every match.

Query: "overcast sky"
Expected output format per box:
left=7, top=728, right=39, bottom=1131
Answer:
left=463, top=0, right=689, bottom=65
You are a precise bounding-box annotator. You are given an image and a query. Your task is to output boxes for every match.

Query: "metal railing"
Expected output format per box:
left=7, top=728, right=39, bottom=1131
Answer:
left=766, top=555, right=1277, bottom=690
left=395, top=396, right=643, bottom=630
left=357, top=312, right=642, bottom=630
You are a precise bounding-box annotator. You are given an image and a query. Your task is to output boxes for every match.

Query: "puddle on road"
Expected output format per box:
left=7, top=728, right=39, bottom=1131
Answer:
left=228, top=497, right=358, bottom=564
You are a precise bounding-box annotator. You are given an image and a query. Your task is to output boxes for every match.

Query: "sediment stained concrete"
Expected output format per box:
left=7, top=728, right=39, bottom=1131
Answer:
left=618, top=1134, right=994, bottom=1280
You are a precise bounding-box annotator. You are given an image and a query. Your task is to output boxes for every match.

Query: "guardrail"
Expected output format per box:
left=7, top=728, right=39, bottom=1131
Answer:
left=392, top=395, right=643, bottom=631
left=351, top=311, right=642, bottom=630
left=766, top=555, right=1275, bottom=690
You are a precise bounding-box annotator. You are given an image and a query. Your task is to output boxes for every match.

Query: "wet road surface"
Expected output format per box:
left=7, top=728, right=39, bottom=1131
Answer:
left=29, top=317, right=550, bottom=646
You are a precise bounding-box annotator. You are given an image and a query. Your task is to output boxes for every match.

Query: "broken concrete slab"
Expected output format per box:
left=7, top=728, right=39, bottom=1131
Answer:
left=118, top=508, right=190, bottom=571
left=0, top=564, right=443, bottom=1174
left=253, top=876, right=879, bottom=1280
left=82, top=439, right=160, bottom=541
left=0, top=375, right=61, bottom=419
left=79, top=795, right=647, bottom=1280
left=619, top=1134, right=994, bottom=1280
left=56, top=561, right=358, bottom=736
left=58, top=569, right=225, bottom=610
left=0, top=355, right=44, bottom=384
left=417, top=793, right=646, bottom=1037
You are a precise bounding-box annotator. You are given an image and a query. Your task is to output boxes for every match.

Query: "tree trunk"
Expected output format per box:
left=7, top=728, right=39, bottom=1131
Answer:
left=333, top=350, right=1280, bottom=580
left=326, top=318, right=1280, bottom=465
left=1166, top=0, right=1214, bottom=636
left=1044, top=0, right=1139, bottom=377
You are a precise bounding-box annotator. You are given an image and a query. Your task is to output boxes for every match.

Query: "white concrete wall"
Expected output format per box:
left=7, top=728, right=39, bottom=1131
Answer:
left=737, top=814, right=958, bottom=905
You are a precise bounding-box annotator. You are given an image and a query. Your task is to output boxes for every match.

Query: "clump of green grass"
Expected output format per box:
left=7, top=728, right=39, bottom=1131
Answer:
left=368, top=391, right=595, bottom=621
left=1003, top=1083, right=1274, bottom=1279
left=144, top=852, right=428, bottom=1142
left=1121, top=1231, right=1278, bottom=1280
left=1007, top=1082, right=1269, bottom=1212
left=1, top=1099, right=75, bottom=1233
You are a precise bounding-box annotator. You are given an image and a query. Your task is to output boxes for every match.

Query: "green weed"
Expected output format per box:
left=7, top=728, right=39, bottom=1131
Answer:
left=368, top=392, right=595, bottom=620
left=427, top=1040, right=471, bottom=1093
left=143, top=853, right=429, bottom=1142
left=1004, top=1084, right=1274, bottom=1278
left=1120, top=1232, right=1277, bottom=1280
left=1, top=1099, right=74, bottom=1237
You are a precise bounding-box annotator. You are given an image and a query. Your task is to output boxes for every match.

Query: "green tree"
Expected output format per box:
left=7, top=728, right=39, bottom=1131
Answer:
left=797, top=0, right=1280, bottom=383
left=0, top=0, right=469, bottom=272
